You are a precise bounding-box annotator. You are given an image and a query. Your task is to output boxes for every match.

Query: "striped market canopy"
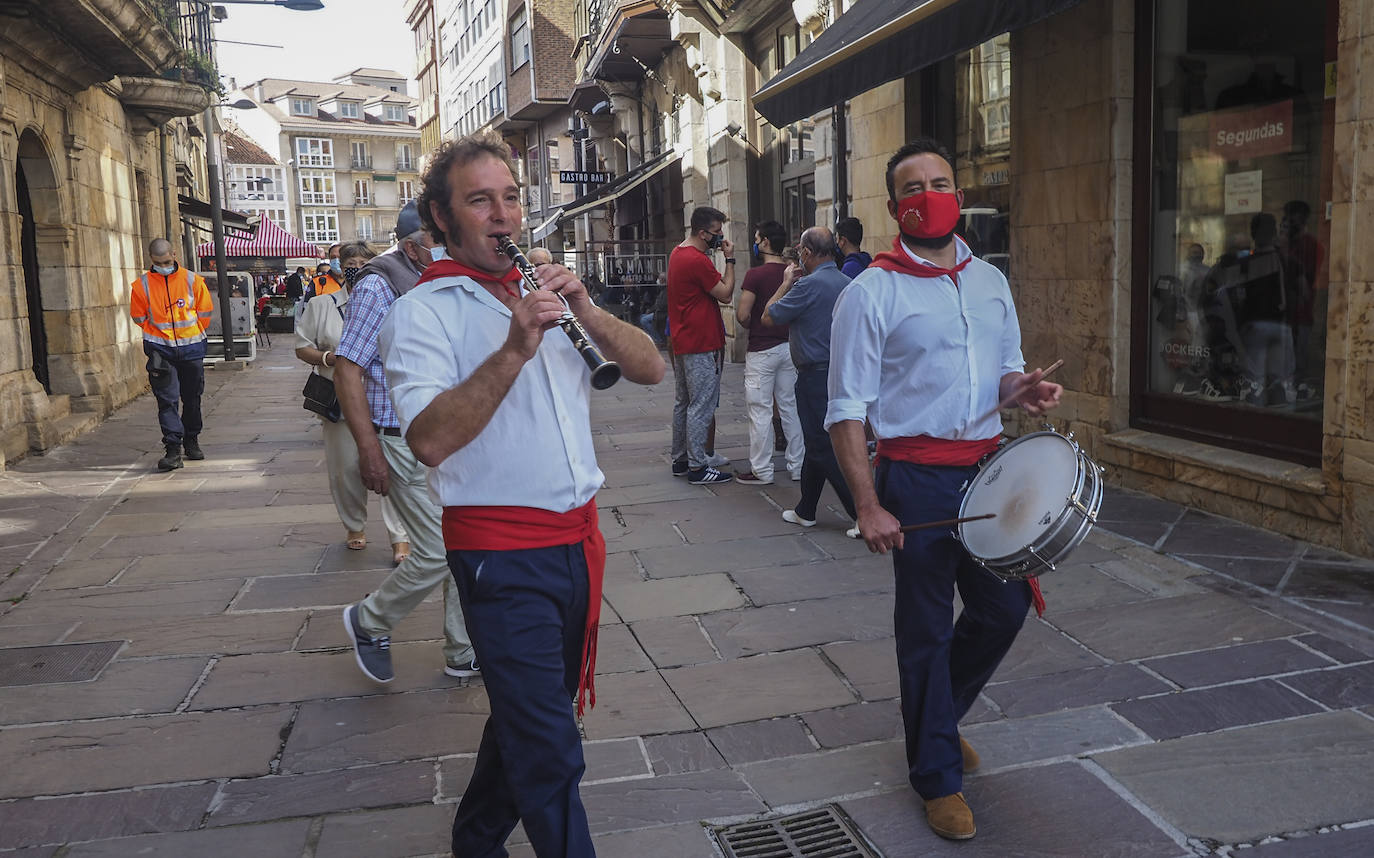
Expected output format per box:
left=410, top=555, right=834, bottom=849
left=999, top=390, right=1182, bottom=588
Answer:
left=197, top=217, right=322, bottom=259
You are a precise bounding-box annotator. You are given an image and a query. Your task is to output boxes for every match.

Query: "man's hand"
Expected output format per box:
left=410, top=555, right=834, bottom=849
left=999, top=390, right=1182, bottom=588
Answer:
left=358, top=438, right=390, bottom=496
left=535, top=263, right=592, bottom=317
left=504, top=289, right=566, bottom=361
left=783, top=262, right=802, bottom=285
left=720, top=237, right=735, bottom=256
left=1003, top=368, right=1064, bottom=416
left=856, top=503, right=904, bottom=555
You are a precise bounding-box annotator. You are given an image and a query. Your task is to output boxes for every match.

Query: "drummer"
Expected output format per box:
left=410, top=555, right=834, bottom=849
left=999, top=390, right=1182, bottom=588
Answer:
left=826, top=137, right=1062, bottom=842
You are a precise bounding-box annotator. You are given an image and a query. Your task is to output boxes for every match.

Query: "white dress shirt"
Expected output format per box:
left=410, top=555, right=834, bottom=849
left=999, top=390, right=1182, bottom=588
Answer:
left=825, top=236, right=1025, bottom=440
left=378, top=274, right=604, bottom=512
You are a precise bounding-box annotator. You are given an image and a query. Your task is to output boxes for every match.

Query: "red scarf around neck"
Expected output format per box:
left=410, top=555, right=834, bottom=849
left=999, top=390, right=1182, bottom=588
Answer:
left=415, top=258, right=524, bottom=294
left=869, top=236, right=971, bottom=281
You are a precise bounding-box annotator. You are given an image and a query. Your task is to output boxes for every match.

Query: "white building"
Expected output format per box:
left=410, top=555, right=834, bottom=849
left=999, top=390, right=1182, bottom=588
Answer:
left=437, top=0, right=506, bottom=140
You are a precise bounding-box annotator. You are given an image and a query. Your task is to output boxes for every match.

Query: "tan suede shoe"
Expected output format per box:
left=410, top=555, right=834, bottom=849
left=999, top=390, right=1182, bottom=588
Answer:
left=925, top=792, right=976, bottom=840
left=960, top=736, right=980, bottom=772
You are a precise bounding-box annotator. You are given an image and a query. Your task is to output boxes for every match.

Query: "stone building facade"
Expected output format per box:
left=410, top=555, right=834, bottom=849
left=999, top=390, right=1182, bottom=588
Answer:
left=0, top=0, right=215, bottom=467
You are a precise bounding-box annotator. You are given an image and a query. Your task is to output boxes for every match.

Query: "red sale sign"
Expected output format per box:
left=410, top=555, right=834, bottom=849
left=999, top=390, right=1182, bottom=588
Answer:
left=1209, top=100, right=1293, bottom=160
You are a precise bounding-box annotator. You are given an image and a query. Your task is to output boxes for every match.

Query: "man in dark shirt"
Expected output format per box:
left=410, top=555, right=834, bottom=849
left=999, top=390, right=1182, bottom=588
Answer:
left=837, top=216, right=872, bottom=279
left=285, top=266, right=305, bottom=301
left=734, top=220, right=803, bottom=484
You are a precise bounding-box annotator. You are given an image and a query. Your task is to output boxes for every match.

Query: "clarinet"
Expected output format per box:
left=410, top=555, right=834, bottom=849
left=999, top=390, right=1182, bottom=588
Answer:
left=496, top=236, right=622, bottom=390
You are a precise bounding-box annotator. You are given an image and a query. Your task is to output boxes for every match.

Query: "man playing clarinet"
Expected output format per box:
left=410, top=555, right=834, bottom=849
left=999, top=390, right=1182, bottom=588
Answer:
left=827, top=138, right=1062, bottom=842
left=377, top=132, right=664, bottom=858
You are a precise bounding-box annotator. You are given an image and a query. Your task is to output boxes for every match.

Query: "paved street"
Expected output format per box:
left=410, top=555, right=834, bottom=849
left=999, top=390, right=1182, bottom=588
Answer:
left=1, top=340, right=1372, bottom=858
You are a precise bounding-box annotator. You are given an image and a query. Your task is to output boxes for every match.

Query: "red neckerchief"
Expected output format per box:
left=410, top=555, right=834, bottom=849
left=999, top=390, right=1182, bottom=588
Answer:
left=416, top=258, right=524, bottom=296
left=442, top=499, right=605, bottom=716
left=869, top=236, right=972, bottom=281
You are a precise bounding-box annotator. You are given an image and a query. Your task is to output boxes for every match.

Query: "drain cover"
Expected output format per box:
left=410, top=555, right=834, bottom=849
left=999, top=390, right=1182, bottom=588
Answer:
left=715, top=805, right=878, bottom=858
left=0, top=641, right=123, bottom=687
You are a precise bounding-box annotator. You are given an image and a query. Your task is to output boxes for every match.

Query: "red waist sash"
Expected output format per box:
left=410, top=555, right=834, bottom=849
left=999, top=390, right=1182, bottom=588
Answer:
left=876, top=435, right=1001, bottom=467
left=442, top=498, right=605, bottom=716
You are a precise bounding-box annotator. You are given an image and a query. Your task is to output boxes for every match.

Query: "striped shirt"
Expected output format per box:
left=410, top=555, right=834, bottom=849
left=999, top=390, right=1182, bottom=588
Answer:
left=334, top=273, right=399, bottom=429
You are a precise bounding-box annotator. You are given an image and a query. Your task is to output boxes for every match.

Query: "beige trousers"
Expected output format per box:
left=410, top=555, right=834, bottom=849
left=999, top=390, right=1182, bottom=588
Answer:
left=321, top=417, right=407, bottom=543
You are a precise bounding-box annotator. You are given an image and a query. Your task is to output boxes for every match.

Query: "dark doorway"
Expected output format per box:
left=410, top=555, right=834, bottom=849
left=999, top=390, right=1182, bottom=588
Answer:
left=16, top=163, right=50, bottom=394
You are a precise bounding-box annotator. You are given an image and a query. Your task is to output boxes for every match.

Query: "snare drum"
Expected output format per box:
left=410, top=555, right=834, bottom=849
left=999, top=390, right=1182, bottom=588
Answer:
left=957, top=431, right=1103, bottom=581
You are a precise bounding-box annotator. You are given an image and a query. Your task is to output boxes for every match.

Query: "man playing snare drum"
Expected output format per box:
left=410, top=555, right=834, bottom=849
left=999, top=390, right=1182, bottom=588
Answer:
left=827, top=138, right=1062, bottom=842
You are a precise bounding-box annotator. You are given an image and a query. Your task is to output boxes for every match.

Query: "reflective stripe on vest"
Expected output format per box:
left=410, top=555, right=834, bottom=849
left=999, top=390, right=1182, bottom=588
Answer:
left=139, top=269, right=202, bottom=344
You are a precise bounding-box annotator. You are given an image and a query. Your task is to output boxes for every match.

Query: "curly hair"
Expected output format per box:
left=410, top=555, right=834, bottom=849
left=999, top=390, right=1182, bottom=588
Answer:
left=417, top=131, right=521, bottom=247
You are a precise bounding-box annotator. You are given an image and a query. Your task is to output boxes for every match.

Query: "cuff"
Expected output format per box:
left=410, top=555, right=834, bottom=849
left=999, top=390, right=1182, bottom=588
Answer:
left=823, top=399, right=868, bottom=432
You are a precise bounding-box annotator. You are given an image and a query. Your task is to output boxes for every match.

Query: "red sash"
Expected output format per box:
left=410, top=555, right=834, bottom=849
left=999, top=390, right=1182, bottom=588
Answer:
left=442, top=499, right=605, bottom=716
left=869, top=236, right=972, bottom=281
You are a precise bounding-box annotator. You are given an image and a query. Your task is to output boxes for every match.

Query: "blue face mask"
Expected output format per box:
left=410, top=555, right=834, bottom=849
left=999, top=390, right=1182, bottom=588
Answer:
left=153, top=263, right=176, bottom=276
left=330, top=258, right=342, bottom=274
left=752, top=242, right=760, bottom=258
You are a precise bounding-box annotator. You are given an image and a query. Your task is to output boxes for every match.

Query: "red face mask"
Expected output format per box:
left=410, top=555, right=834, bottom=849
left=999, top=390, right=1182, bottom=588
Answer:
left=896, top=191, right=961, bottom=239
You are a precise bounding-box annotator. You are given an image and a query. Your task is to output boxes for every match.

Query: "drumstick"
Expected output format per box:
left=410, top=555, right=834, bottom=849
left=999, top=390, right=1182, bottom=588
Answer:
left=898, top=513, right=996, bottom=533
left=980, top=359, right=1064, bottom=421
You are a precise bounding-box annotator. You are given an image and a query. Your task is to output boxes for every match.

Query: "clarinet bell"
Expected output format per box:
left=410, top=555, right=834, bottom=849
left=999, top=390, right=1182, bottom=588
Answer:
left=590, top=360, right=622, bottom=390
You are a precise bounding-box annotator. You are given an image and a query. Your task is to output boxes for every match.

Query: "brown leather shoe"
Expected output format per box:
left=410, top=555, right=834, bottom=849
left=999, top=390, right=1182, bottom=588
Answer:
left=960, top=736, right=980, bottom=772
left=925, top=792, right=976, bottom=840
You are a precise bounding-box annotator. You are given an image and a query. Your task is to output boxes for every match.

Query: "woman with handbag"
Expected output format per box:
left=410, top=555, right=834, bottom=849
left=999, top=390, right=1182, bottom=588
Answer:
left=294, top=242, right=412, bottom=563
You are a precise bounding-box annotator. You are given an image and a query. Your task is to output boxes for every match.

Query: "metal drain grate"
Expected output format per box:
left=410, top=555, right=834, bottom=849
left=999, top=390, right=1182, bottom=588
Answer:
left=716, top=805, right=878, bottom=858
left=0, top=641, right=123, bottom=687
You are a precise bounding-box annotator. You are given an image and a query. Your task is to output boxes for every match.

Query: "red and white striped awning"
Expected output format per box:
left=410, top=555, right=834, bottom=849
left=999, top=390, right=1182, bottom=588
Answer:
left=197, top=217, right=322, bottom=259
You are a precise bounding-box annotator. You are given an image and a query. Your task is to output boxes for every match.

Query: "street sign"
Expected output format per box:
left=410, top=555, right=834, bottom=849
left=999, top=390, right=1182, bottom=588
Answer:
left=560, top=170, right=611, bottom=185
left=605, top=254, right=666, bottom=286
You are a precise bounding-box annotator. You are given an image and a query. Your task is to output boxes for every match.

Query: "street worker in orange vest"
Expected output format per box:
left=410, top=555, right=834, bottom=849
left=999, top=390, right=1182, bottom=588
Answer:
left=311, top=243, right=345, bottom=298
left=129, top=238, right=214, bottom=471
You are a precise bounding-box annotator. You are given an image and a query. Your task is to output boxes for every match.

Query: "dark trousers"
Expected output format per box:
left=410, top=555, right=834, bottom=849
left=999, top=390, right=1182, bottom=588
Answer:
left=876, top=459, right=1033, bottom=800
left=793, top=365, right=856, bottom=521
left=144, top=340, right=206, bottom=446
left=446, top=545, right=594, bottom=858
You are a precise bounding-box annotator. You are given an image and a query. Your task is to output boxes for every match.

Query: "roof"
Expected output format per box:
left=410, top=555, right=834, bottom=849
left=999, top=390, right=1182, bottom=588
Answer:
left=222, top=127, right=278, bottom=165
left=338, top=68, right=406, bottom=81
left=241, top=78, right=421, bottom=137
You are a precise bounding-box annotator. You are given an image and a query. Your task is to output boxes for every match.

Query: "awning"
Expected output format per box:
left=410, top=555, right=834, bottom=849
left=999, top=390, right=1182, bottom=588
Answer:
left=558, top=150, right=680, bottom=222
left=196, top=217, right=322, bottom=258
left=177, top=193, right=255, bottom=234
left=531, top=210, right=563, bottom=241
left=753, top=0, right=1084, bottom=128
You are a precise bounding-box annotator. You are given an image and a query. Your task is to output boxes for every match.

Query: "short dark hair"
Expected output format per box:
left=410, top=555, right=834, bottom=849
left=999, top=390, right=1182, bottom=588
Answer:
left=835, top=217, right=863, bottom=247
left=885, top=137, right=955, bottom=201
left=338, top=241, right=375, bottom=266
left=417, top=131, right=521, bottom=247
left=754, top=220, right=787, bottom=255
left=800, top=226, right=836, bottom=259
left=1283, top=200, right=1311, bottom=219
left=295, top=266, right=305, bottom=274
left=690, top=206, right=726, bottom=233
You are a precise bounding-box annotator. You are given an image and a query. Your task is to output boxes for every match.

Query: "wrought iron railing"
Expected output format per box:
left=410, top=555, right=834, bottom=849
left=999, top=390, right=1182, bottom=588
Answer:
left=150, top=1, right=218, bottom=90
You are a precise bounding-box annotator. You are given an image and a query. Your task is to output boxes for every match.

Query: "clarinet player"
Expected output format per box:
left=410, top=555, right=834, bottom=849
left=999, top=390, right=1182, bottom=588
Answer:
left=377, top=132, right=663, bottom=858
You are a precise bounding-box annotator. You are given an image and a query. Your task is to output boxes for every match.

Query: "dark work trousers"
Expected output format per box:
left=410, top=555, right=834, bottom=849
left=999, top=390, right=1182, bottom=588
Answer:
left=446, top=544, right=594, bottom=858
left=875, top=459, right=1033, bottom=800
left=793, top=365, right=856, bottom=521
left=143, top=340, right=206, bottom=447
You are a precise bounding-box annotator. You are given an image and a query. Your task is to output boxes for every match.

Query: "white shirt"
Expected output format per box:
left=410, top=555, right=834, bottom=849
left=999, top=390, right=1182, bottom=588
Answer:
left=378, top=274, right=604, bottom=512
left=825, top=237, right=1025, bottom=440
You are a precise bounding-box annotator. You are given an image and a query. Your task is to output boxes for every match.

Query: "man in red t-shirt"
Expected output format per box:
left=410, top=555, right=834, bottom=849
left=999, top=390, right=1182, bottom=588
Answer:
left=667, top=206, right=736, bottom=484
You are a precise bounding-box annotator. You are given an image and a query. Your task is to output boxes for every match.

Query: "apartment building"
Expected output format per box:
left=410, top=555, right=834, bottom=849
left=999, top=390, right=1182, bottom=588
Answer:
left=222, top=125, right=288, bottom=232
left=227, top=71, right=421, bottom=251
left=406, top=0, right=444, bottom=159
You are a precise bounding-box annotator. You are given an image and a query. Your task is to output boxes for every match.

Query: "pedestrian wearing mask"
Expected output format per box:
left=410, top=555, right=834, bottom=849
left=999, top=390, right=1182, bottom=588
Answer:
left=295, top=241, right=412, bottom=562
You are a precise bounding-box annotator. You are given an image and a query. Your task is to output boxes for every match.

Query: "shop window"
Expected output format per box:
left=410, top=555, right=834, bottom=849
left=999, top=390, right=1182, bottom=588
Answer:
left=1136, top=0, right=1335, bottom=462
left=951, top=37, right=1012, bottom=276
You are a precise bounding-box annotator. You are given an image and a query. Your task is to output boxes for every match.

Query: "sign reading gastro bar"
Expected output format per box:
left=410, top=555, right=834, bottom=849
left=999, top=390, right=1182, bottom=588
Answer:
left=560, top=170, right=612, bottom=184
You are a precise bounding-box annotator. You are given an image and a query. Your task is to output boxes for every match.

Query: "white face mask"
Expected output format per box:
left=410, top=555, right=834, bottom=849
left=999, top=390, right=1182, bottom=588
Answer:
left=430, top=245, right=447, bottom=262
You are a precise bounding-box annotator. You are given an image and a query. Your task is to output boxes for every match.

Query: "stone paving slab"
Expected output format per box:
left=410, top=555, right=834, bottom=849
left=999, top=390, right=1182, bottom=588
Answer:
left=630, top=616, right=721, bottom=668
left=0, top=783, right=219, bottom=851
left=1240, top=825, right=1374, bottom=856
left=638, top=533, right=828, bottom=579
left=738, top=740, right=908, bottom=806
left=802, top=700, right=904, bottom=749
left=579, top=669, right=697, bottom=739
left=961, top=706, right=1148, bottom=770
left=0, top=656, right=208, bottom=726
left=507, top=822, right=716, bottom=858
left=229, top=569, right=391, bottom=611
left=705, top=717, right=814, bottom=765
left=187, top=648, right=466, bottom=709
left=66, top=609, right=309, bottom=658
left=207, top=760, right=437, bottom=827
left=662, top=650, right=857, bottom=728
left=0, top=579, right=243, bottom=625
left=701, top=592, right=893, bottom=658
left=1094, top=710, right=1374, bottom=842
left=60, top=819, right=313, bottom=858
left=821, top=638, right=899, bottom=701
left=1279, top=660, right=1374, bottom=708
left=983, top=663, right=1173, bottom=719
left=729, top=555, right=892, bottom=605
left=602, top=572, right=745, bottom=622
left=312, top=803, right=455, bottom=858
left=1141, top=638, right=1336, bottom=687
left=1110, top=679, right=1323, bottom=740
left=1051, top=593, right=1306, bottom=661
left=581, top=769, right=766, bottom=834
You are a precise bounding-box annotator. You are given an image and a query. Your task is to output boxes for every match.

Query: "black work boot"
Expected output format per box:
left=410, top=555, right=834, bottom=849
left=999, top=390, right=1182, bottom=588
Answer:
left=183, top=436, right=204, bottom=460
left=157, top=444, right=184, bottom=471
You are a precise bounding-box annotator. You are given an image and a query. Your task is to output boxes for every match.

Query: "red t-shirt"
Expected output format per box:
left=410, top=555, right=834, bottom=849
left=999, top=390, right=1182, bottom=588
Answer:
left=667, top=244, right=725, bottom=354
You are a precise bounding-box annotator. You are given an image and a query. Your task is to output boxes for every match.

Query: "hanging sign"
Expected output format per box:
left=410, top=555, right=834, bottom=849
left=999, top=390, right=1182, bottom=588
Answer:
left=1208, top=100, right=1292, bottom=160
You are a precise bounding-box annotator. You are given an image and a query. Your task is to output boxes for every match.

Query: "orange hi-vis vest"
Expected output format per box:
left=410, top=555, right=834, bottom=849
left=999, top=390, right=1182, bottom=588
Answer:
left=130, top=266, right=214, bottom=346
left=313, top=272, right=344, bottom=297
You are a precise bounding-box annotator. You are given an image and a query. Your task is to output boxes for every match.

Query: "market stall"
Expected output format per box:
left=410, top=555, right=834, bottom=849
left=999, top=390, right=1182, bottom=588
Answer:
left=197, top=219, right=322, bottom=333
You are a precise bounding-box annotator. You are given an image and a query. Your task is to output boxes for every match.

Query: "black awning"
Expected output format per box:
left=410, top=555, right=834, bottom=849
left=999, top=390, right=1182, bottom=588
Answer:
left=557, top=149, right=679, bottom=220
left=753, top=0, right=1084, bottom=128
left=177, top=193, right=255, bottom=231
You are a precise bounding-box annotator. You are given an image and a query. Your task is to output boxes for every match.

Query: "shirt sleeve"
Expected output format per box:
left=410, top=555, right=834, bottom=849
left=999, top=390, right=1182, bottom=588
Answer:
left=334, top=276, right=389, bottom=368
left=378, top=293, right=458, bottom=436
left=293, top=295, right=326, bottom=351
left=766, top=276, right=809, bottom=326
left=998, top=276, right=1026, bottom=377
left=695, top=251, right=722, bottom=294
left=130, top=279, right=148, bottom=324
left=825, top=280, right=885, bottom=431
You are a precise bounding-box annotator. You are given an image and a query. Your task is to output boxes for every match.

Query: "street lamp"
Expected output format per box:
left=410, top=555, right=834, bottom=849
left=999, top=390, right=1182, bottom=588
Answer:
left=205, top=97, right=257, bottom=363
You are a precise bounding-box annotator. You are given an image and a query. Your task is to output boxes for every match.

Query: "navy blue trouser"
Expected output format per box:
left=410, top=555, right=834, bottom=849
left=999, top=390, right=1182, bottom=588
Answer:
left=876, top=459, right=1033, bottom=799
left=793, top=366, right=856, bottom=521
left=446, top=545, right=594, bottom=858
left=144, top=340, right=206, bottom=446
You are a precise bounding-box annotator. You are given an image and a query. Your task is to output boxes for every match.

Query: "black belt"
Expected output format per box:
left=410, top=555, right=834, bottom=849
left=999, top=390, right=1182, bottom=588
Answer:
left=796, top=361, right=830, bottom=373
left=373, top=424, right=402, bottom=437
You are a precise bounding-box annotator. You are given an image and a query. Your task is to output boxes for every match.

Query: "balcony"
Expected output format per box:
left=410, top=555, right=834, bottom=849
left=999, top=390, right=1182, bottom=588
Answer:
left=1, top=0, right=186, bottom=93
left=351, top=156, right=374, bottom=170
left=396, top=158, right=415, bottom=173
left=117, top=2, right=218, bottom=133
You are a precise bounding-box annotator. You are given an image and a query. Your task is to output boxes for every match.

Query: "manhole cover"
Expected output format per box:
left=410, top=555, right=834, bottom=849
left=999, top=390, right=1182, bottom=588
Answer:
left=715, top=805, right=878, bottom=858
left=0, top=641, right=123, bottom=687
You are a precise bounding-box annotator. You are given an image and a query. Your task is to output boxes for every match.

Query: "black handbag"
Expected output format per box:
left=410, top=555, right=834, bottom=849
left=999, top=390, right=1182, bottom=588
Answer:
left=302, top=370, right=341, bottom=422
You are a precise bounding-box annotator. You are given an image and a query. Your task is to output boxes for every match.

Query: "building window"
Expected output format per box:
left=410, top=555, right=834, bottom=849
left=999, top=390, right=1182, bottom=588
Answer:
left=547, top=141, right=561, bottom=205
left=510, top=6, right=530, bottom=70
left=354, top=179, right=371, bottom=206
left=302, top=210, right=339, bottom=243
left=350, top=141, right=370, bottom=170
left=295, top=138, right=333, bottom=168
left=248, top=208, right=287, bottom=227
left=384, top=103, right=407, bottom=122
left=298, top=170, right=336, bottom=205
left=357, top=214, right=374, bottom=241
left=1134, top=0, right=1335, bottom=463
left=397, top=144, right=414, bottom=172
left=398, top=180, right=415, bottom=204
left=290, top=97, right=316, bottom=116
left=340, top=101, right=360, bottom=119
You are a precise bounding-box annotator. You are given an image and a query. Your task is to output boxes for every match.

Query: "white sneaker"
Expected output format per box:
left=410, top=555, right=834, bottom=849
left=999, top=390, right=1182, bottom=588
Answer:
left=789, top=470, right=802, bottom=481
left=705, top=453, right=730, bottom=467
left=782, top=509, right=816, bottom=527
left=846, top=526, right=862, bottom=539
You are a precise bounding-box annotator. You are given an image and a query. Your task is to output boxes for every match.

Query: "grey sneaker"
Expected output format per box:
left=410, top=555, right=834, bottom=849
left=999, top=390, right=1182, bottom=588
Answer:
left=444, top=657, right=480, bottom=678
left=343, top=603, right=393, bottom=683
left=705, top=452, right=730, bottom=467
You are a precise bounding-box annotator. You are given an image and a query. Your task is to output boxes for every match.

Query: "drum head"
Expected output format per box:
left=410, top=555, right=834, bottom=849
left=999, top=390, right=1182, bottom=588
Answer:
left=961, top=434, right=1079, bottom=559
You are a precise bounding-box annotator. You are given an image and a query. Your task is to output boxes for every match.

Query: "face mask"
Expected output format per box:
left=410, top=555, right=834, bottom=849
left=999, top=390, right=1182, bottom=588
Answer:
left=430, top=245, right=447, bottom=262
left=343, top=267, right=361, bottom=286
left=705, top=231, right=724, bottom=250
left=330, top=258, right=342, bottom=274
left=153, top=263, right=176, bottom=276
left=896, top=191, right=961, bottom=240
left=752, top=242, right=760, bottom=258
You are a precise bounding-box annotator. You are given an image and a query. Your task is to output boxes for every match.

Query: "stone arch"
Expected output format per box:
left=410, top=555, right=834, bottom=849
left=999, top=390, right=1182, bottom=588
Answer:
left=14, top=127, right=70, bottom=395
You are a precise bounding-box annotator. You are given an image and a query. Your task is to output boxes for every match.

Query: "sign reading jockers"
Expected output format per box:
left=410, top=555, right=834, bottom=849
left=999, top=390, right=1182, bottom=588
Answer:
left=560, top=170, right=612, bottom=185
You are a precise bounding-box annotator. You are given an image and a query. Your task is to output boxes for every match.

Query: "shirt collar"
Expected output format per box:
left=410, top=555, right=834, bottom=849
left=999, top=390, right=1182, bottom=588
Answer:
left=899, top=235, right=972, bottom=268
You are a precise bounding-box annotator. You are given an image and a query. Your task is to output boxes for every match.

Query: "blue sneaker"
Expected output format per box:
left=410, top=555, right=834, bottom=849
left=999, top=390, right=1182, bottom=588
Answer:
left=444, top=657, right=480, bottom=679
left=343, top=603, right=393, bottom=683
left=688, top=466, right=733, bottom=485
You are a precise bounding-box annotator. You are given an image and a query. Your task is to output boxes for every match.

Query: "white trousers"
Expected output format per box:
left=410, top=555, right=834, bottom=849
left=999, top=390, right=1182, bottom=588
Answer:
left=743, top=342, right=804, bottom=480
